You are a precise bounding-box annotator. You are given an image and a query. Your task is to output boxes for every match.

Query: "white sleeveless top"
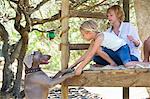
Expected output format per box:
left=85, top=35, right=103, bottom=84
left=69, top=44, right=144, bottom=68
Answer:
left=101, top=32, right=127, bottom=51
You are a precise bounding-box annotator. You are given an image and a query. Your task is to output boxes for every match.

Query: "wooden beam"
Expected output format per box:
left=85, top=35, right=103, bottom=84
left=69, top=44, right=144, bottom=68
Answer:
left=64, top=69, right=150, bottom=87
left=123, top=1, right=130, bottom=98
left=70, top=10, right=107, bottom=19
left=59, top=43, right=90, bottom=50
left=123, top=87, right=129, bottom=99
left=69, top=44, right=90, bottom=50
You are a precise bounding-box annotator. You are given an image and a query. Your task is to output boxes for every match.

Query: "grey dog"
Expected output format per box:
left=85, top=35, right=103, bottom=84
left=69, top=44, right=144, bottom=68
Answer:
left=24, top=51, right=75, bottom=99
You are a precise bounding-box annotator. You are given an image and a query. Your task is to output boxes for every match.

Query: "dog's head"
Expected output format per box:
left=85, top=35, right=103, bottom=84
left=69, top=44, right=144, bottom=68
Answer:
left=24, top=51, right=51, bottom=68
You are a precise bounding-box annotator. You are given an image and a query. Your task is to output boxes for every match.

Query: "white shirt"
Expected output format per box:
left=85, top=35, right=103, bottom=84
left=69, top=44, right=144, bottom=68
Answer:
left=101, top=32, right=126, bottom=51
left=106, top=22, right=142, bottom=61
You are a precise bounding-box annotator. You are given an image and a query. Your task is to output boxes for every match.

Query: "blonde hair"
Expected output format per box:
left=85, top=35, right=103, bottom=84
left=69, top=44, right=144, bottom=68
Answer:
left=80, top=20, right=98, bottom=33
left=107, top=5, right=125, bottom=22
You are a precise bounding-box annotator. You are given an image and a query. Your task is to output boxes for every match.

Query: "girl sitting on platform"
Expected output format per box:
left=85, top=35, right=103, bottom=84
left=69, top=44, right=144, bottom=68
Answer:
left=93, top=5, right=142, bottom=66
left=72, top=20, right=149, bottom=75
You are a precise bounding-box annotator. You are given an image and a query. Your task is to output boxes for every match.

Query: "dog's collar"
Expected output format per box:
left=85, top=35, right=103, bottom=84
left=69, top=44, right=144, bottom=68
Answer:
left=25, top=68, right=41, bottom=74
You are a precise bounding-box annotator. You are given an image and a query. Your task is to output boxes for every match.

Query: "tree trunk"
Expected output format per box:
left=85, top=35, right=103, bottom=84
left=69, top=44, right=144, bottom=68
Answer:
left=0, top=23, right=26, bottom=98
left=0, top=23, right=14, bottom=93
left=134, top=0, right=150, bottom=41
left=134, top=0, right=150, bottom=96
left=13, top=32, right=28, bottom=98
left=1, top=45, right=14, bottom=92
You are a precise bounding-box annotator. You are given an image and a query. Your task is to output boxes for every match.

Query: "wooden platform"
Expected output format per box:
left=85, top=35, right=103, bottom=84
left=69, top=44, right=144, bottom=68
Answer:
left=64, top=69, right=150, bottom=87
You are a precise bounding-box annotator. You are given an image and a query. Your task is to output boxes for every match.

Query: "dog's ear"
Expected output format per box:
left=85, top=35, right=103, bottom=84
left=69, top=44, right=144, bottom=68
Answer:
left=23, top=55, right=33, bottom=68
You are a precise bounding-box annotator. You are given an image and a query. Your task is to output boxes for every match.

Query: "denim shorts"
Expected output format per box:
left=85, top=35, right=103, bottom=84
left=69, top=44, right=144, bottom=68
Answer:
left=93, top=47, right=123, bottom=65
left=93, top=45, right=137, bottom=65
left=115, top=44, right=131, bottom=64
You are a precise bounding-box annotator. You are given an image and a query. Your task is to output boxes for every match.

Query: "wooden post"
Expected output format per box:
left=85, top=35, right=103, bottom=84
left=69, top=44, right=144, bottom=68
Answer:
left=61, top=0, right=70, bottom=99
left=123, top=87, right=129, bottom=99
left=123, top=0, right=129, bottom=22
left=123, top=0, right=130, bottom=99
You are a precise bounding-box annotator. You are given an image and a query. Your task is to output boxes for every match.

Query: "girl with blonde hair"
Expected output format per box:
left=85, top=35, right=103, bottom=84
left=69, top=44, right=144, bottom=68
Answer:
left=72, top=20, right=143, bottom=75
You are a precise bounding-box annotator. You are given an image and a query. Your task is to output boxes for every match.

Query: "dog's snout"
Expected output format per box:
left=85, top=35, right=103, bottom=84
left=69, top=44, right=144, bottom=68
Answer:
left=45, top=55, right=51, bottom=60
left=39, top=55, right=51, bottom=64
left=48, top=55, right=51, bottom=59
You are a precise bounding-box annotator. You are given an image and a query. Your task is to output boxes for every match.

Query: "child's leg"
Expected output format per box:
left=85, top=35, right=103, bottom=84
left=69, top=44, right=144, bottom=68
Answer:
left=93, top=47, right=123, bottom=65
left=95, top=47, right=117, bottom=66
left=124, top=61, right=150, bottom=68
left=116, top=44, right=132, bottom=67
left=93, top=55, right=109, bottom=65
left=116, top=44, right=150, bottom=67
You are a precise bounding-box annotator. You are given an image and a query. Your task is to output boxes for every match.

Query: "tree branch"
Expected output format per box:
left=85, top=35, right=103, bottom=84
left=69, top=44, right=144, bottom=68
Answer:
left=0, top=23, right=9, bottom=41
left=85, top=0, right=107, bottom=11
left=29, top=0, right=50, bottom=14
left=32, top=13, right=60, bottom=25
left=70, top=10, right=106, bottom=19
left=32, top=28, right=55, bottom=33
left=9, top=0, right=18, bottom=4
left=8, top=0, right=19, bottom=14
left=17, top=2, right=31, bottom=32
left=14, top=4, right=23, bottom=32
left=70, top=0, right=89, bottom=10
left=10, top=39, right=22, bottom=64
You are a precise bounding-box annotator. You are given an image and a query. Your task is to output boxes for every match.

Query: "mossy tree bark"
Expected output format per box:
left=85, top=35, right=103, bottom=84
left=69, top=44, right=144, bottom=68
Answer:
left=134, top=0, right=150, bottom=41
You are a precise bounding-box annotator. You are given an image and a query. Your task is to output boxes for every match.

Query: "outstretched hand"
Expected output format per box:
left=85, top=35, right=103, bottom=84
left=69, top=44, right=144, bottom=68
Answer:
left=69, top=64, right=77, bottom=69
left=75, top=67, right=83, bottom=76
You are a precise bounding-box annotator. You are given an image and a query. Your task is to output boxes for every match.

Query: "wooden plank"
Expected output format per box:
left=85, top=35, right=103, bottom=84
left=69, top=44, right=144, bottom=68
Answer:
left=123, top=0, right=129, bottom=21
left=70, top=10, right=107, bottom=19
left=69, top=43, right=90, bottom=50
left=123, top=87, right=129, bottom=99
left=64, top=69, right=150, bottom=87
left=59, top=43, right=90, bottom=50
left=123, top=0, right=130, bottom=98
left=61, top=0, right=69, bottom=98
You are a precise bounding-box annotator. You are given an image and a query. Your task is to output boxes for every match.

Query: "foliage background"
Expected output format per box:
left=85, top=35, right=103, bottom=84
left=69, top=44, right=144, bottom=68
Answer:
left=0, top=0, right=137, bottom=71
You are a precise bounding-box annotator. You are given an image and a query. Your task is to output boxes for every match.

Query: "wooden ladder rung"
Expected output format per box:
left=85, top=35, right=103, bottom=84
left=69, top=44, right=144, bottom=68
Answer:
left=59, top=43, right=90, bottom=50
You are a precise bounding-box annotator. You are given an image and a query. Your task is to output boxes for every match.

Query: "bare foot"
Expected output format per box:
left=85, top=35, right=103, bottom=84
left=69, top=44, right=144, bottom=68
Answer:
left=91, top=64, right=104, bottom=67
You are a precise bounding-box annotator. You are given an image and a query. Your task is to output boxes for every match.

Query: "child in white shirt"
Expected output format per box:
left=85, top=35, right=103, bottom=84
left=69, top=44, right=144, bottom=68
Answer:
left=73, top=20, right=147, bottom=75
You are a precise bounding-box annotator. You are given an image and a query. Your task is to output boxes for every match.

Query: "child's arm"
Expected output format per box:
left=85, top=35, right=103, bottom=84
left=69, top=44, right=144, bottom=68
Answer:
left=128, top=24, right=142, bottom=47
left=96, top=47, right=117, bottom=66
left=70, top=55, right=84, bottom=68
left=75, top=35, right=103, bottom=75
left=70, top=43, right=94, bottom=68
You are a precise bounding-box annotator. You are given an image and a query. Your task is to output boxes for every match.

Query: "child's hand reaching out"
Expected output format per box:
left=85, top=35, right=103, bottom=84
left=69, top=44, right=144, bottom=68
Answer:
left=75, top=66, right=83, bottom=76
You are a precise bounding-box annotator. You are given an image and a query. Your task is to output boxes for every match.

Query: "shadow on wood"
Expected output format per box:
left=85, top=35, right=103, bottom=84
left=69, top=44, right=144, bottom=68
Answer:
left=64, top=69, right=150, bottom=87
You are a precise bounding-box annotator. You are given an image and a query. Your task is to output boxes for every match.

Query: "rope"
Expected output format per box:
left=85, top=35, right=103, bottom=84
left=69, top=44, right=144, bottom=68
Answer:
left=59, top=15, right=70, bottom=37
left=59, top=15, right=70, bottom=22
left=60, top=27, right=70, bottom=37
